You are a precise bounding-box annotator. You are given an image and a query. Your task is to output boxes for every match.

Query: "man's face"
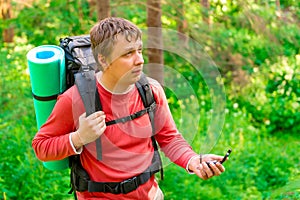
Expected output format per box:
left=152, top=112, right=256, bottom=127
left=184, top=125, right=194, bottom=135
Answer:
left=104, top=34, right=144, bottom=87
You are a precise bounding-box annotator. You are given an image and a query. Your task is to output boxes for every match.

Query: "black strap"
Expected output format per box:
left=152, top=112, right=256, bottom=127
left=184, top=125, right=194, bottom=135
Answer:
left=135, top=75, right=164, bottom=180
left=87, top=169, right=157, bottom=194
left=95, top=89, right=102, bottom=160
left=87, top=151, right=161, bottom=194
left=32, top=93, right=58, bottom=101
left=105, top=103, right=156, bottom=126
left=135, top=74, right=156, bottom=136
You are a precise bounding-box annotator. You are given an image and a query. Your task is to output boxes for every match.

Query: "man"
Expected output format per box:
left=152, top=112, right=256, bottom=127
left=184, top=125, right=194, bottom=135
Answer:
left=32, top=17, right=226, bottom=200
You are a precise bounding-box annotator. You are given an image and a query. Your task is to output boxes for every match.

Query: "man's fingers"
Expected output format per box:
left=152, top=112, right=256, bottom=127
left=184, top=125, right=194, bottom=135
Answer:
left=202, top=162, right=214, bottom=178
left=195, top=162, right=225, bottom=180
left=95, top=114, right=106, bottom=124
left=196, top=165, right=208, bottom=180
left=96, top=120, right=106, bottom=130
left=208, top=162, right=223, bottom=176
left=203, top=154, right=224, bottom=162
left=88, top=111, right=105, bottom=119
left=216, top=162, right=226, bottom=173
left=86, top=111, right=106, bottom=125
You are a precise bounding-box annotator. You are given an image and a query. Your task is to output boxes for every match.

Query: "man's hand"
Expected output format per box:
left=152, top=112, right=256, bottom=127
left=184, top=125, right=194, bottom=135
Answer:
left=188, top=154, right=226, bottom=180
left=72, top=111, right=106, bottom=148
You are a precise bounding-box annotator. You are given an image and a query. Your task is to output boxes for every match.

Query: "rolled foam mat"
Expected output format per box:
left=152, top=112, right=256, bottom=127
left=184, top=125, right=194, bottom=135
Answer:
left=27, top=45, right=68, bottom=170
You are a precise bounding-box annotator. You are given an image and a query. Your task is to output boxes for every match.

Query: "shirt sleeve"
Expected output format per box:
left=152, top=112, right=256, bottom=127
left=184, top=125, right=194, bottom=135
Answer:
left=149, top=79, right=198, bottom=170
left=32, top=87, right=82, bottom=161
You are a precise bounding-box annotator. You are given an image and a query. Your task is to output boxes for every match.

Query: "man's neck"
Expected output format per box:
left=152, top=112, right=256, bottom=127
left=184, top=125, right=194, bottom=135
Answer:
left=97, top=72, right=133, bottom=94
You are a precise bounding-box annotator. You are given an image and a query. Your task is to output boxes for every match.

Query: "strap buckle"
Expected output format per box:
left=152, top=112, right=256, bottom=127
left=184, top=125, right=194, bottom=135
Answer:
left=120, top=177, right=138, bottom=194
left=149, top=102, right=156, bottom=111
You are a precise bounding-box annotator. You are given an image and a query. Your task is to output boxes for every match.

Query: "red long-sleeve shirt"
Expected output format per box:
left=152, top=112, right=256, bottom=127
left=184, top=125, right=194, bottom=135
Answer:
left=32, top=76, right=197, bottom=199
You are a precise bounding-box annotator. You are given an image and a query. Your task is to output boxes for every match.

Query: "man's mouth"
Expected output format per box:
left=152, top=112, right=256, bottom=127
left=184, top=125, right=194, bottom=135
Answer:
left=132, top=68, right=142, bottom=74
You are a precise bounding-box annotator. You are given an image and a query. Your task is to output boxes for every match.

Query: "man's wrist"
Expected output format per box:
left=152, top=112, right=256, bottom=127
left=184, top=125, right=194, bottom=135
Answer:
left=186, top=155, right=199, bottom=174
left=71, top=131, right=83, bottom=150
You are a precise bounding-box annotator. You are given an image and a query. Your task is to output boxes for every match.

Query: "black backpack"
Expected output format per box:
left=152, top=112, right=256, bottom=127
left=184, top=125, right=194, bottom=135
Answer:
left=59, top=35, right=97, bottom=89
left=59, top=35, right=163, bottom=197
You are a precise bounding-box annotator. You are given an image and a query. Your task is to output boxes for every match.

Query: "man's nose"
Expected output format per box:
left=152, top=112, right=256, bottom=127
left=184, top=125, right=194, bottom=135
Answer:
left=134, top=51, right=144, bottom=65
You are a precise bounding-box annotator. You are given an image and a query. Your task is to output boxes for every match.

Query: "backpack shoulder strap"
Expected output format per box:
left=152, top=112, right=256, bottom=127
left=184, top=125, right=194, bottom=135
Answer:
left=75, top=69, right=102, bottom=161
left=135, top=74, right=164, bottom=180
left=75, top=70, right=98, bottom=116
left=135, top=73, right=156, bottom=133
left=135, top=73, right=154, bottom=105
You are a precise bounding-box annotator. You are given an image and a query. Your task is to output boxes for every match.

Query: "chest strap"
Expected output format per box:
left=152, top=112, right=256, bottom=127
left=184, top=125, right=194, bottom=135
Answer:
left=105, top=102, right=156, bottom=126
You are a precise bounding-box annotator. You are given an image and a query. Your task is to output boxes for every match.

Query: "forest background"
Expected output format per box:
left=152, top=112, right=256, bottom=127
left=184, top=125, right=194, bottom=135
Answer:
left=0, top=0, right=299, bottom=199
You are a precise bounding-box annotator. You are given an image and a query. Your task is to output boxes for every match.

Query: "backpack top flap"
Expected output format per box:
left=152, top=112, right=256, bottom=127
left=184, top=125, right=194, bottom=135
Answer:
left=60, top=35, right=97, bottom=71
left=60, top=35, right=98, bottom=89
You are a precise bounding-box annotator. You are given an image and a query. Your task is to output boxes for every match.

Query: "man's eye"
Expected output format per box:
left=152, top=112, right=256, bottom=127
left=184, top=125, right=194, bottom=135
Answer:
left=124, top=51, right=132, bottom=56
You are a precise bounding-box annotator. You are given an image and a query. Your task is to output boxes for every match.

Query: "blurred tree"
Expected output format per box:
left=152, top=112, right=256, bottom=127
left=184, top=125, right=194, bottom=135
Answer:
left=0, top=0, right=14, bottom=42
left=87, top=0, right=96, bottom=17
left=275, top=0, right=282, bottom=19
left=201, top=0, right=210, bottom=24
left=176, top=0, right=188, bottom=44
left=96, top=0, right=110, bottom=20
left=146, top=0, right=164, bottom=85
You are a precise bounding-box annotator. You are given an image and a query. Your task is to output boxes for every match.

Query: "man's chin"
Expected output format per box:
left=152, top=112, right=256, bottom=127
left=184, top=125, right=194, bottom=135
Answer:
left=133, top=73, right=142, bottom=82
left=120, top=72, right=142, bottom=86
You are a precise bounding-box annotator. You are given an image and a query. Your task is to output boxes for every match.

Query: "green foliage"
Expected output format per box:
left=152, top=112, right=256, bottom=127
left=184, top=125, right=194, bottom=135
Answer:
left=265, top=56, right=300, bottom=134
left=12, top=0, right=96, bottom=46
left=160, top=110, right=300, bottom=199
left=1, top=0, right=300, bottom=199
left=234, top=55, right=300, bottom=135
left=0, top=41, right=72, bottom=199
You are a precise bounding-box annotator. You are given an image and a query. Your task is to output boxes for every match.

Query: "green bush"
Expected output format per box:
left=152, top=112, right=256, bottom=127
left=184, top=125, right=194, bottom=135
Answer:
left=235, top=55, right=300, bottom=135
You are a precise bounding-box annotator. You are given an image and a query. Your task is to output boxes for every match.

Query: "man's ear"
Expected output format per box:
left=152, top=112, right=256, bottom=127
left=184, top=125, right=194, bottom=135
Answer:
left=98, top=54, right=108, bottom=70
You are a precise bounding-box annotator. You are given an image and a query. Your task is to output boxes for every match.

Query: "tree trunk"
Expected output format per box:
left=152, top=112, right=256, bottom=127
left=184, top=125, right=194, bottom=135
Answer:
left=201, top=0, right=210, bottom=24
left=146, top=0, right=164, bottom=85
left=87, top=0, right=96, bottom=17
left=275, top=0, right=281, bottom=19
left=0, top=0, right=14, bottom=43
left=176, top=0, right=188, bottom=44
left=276, top=0, right=281, bottom=9
left=96, top=0, right=110, bottom=20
